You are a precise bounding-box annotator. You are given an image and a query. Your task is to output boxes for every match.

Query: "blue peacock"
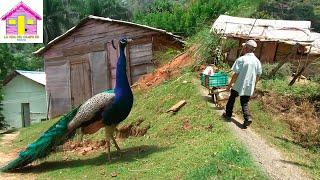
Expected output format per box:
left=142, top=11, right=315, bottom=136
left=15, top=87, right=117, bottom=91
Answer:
left=1, top=38, right=134, bottom=172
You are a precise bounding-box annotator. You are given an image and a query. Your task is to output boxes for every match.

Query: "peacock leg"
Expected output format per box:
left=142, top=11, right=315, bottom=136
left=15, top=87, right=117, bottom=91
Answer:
left=111, top=136, right=121, bottom=151
left=105, top=127, right=112, bottom=162
left=111, top=136, right=122, bottom=157
left=76, top=129, right=83, bottom=142
left=106, top=139, right=111, bottom=162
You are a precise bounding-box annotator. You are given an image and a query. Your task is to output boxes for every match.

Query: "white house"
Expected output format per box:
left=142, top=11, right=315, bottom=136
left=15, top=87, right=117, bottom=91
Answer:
left=2, top=70, right=47, bottom=128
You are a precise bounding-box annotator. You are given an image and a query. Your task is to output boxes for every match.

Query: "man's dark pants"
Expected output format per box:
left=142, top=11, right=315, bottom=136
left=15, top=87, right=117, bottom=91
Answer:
left=225, top=89, right=251, bottom=121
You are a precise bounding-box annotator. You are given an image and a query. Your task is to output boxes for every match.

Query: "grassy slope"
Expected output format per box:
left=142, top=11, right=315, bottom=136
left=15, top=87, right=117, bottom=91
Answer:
left=1, top=72, right=266, bottom=179
left=234, top=79, right=320, bottom=179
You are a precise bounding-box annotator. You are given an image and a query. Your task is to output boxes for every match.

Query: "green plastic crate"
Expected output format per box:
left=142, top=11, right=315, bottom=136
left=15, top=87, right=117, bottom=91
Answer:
left=201, top=71, right=228, bottom=88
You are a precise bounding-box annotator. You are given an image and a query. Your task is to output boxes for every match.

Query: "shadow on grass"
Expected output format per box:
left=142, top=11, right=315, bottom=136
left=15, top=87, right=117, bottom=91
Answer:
left=0, top=129, right=18, bottom=135
left=278, top=160, right=313, bottom=169
left=200, top=87, right=247, bottom=129
left=274, top=136, right=295, bottom=144
left=12, top=145, right=171, bottom=174
left=230, top=118, right=245, bottom=129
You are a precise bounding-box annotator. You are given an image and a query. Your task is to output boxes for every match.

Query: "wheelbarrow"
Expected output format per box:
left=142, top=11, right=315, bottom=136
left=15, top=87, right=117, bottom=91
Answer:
left=200, top=71, right=229, bottom=107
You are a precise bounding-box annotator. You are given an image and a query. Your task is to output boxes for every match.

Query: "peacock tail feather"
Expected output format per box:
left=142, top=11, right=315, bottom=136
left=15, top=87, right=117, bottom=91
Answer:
left=0, top=106, right=80, bottom=172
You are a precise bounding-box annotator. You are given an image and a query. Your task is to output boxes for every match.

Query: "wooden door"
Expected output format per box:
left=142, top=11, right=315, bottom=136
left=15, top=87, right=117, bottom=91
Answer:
left=107, top=41, right=119, bottom=89
left=106, top=40, right=132, bottom=88
left=21, top=103, right=30, bottom=127
left=70, top=58, right=92, bottom=107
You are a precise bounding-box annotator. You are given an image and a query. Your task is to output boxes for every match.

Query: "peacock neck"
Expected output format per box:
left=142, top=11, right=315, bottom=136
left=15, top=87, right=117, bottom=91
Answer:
left=114, top=46, right=132, bottom=101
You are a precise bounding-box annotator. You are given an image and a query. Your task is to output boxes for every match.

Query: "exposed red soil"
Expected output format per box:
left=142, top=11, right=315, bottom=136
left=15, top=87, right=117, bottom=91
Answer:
left=132, top=46, right=197, bottom=90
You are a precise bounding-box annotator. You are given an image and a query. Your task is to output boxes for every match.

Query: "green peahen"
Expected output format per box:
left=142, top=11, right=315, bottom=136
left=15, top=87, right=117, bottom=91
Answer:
left=1, top=38, right=134, bottom=172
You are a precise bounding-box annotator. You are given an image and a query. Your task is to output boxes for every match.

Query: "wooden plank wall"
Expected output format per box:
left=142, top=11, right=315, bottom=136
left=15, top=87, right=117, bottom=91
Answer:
left=44, top=20, right=160, bottom=59
left=69, top=55, right=92, bottom=107
left=260, top=42, right=277, bottom=63
left=45, top=59, right=71, bottom=118
left=43, top=19, right=183, bottom=117
left=89, top=51, right=109, bottom=94
left=129, top=42, right=154, bottom=83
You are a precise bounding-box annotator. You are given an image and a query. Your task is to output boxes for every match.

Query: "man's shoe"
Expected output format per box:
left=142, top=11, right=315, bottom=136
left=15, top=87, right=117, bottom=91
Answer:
left=222, top=113, right=232, bottom=121
left=243, top=120, right=252, bottom=129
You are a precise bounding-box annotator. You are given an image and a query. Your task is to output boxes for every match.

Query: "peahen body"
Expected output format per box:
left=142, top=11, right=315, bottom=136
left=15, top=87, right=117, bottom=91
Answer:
left=1, top=38, right=133, bottom=172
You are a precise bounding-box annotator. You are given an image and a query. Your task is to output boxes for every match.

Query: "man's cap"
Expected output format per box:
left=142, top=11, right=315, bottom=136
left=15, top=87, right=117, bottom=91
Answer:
left=242, top=40, right=257, bottom=48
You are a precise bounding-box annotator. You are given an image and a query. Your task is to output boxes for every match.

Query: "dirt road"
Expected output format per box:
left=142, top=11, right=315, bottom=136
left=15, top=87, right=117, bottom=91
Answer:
left=198, top=82, right=310, bottom=180
left=0, top=132, right=35, bottom=180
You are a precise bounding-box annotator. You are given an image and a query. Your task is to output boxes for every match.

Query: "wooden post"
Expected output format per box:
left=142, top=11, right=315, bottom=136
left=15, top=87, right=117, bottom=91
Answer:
left=289, top=52, right=318, bottom=86
left=273, top=42, right=279, bottom=63
left=268, top=44, right=298, bottom=78
left=289, top=65, right=308, bottom=86
left=46, top=92, right=51, bottom=120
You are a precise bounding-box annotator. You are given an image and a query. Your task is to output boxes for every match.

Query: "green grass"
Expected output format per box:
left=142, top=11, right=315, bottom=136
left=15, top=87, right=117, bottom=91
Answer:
left=234, top=78, right=320, bottom=179
left=260, top=78, right=320, bottom=99
left=1, top=72, right=266, bottom=179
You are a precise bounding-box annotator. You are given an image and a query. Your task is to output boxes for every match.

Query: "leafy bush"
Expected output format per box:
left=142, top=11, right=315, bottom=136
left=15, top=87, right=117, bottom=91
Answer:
left=261, top=63, right=292, bottom=80
left=256, top=0, right=320, bottom=32
left=187, top=27, right=227, bottom=69
left=0, top=86, right=7, bottom=130
left=311, top=74, right=320, bottom=84
left=133, top=0, right=255, bottom=37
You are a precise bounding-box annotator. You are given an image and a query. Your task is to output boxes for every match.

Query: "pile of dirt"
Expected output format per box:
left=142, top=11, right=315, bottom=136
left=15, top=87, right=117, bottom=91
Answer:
left=254, top=90, right=320, bottom=148
left=132, top=46, right=197, bottom=90
left=63, top=120, right=150, bottom=155
left=63, top=140, right=107, bottom=155
left=116, top=119, right=150, bottom=139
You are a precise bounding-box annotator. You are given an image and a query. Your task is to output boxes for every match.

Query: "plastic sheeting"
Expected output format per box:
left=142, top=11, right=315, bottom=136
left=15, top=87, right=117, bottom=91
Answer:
left=211, top=15, right=313, bottom=42
left=211, top=15, right=320, bottom=55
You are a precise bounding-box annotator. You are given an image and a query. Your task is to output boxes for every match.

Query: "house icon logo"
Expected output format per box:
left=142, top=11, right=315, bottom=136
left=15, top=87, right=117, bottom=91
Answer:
left=0, top=0, right=43, bottom=43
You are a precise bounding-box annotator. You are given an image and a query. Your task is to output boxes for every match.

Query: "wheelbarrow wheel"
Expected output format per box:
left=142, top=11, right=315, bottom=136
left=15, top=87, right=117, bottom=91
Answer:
left=211, top=94, right=216, bottom=104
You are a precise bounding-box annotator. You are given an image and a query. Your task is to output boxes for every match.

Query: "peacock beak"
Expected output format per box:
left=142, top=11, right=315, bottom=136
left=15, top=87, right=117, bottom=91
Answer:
left=127, top=38, right=133, bottom=42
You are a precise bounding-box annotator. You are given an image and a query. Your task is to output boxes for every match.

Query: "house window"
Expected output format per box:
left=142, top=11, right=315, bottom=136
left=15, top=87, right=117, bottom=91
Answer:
left=27, top=19, right=34, bottom=25
left=8, top=19, right=16, bottom=25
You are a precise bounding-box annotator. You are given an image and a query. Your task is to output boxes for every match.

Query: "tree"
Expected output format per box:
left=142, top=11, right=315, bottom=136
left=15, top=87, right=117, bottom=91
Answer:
left=71, top=0, right=132, bottom=20
left=43, top=0, right=74, bottom=44
left=0, top=85, right=7, bottom=130
left=256, top=0, right=320, bottom=32
left=0, top=45, right=15, bottom=80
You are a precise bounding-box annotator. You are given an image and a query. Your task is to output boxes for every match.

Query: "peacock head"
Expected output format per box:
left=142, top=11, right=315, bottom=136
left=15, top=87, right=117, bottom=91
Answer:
left=119, top=38, right=132, bottom=49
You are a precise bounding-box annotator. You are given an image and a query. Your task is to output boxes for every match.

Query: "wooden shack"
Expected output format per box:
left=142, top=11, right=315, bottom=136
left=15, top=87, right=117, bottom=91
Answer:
left=34, top=15, right=183, bottom=118
left=211, top=15, right=320, bottom=64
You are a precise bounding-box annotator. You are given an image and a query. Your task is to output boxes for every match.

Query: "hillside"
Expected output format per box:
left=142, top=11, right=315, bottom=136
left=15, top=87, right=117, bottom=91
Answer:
left=0, top=70, right=266, bottom=179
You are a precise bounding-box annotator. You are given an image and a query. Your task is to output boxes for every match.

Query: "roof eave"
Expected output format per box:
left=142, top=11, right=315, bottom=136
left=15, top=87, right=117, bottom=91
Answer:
left=34, top=15, right=184, bottom=56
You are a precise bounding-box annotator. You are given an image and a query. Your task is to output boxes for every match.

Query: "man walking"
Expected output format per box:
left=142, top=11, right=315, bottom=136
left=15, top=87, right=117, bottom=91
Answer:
left=223, top=40, right=262, bottom=128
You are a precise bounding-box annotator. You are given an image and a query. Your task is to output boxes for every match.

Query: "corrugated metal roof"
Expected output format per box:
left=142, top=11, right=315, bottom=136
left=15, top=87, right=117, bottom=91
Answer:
left=15, top=70, right=46, bottom=85
left=34, top=15, right=184, bottom=56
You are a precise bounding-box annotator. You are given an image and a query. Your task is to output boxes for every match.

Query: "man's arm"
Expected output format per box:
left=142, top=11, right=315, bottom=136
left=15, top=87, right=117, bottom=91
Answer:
left=227, top=73, right=239, bottom=91
left=255, top=75, right=260, bottom=90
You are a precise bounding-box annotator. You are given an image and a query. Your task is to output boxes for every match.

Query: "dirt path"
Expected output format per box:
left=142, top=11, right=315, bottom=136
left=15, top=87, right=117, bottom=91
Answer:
left=197, top=81, right=310, bottom=180
left=0, top=131, right=34, bottom=180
